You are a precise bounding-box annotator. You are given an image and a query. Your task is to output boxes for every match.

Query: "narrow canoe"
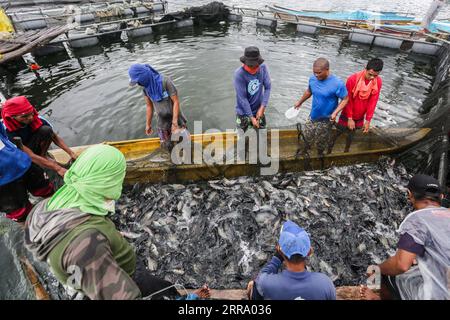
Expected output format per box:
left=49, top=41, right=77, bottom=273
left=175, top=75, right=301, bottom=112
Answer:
left=49, top=127, right=431, bottom=185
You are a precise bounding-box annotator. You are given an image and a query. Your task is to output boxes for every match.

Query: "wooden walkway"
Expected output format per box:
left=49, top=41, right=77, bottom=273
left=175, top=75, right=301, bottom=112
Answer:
left=182, top=287, right=375, bottom=300
left=0, top=25, right=68, bottom=64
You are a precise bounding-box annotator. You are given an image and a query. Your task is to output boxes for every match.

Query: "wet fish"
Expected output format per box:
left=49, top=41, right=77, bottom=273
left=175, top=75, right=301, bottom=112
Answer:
left=37, top=157, right=412, bottom=297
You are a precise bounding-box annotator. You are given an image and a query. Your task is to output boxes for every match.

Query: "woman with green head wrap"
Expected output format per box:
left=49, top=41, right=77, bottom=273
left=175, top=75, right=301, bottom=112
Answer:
left=47, top=144, right=126, bottom=215
left=24, top=144, right=143, bottom=299
left=24, top=144, right=209, bottom=300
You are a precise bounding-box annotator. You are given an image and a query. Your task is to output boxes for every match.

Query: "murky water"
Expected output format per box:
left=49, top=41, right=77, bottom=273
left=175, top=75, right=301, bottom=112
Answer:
left=1, top=1, right=443, bottom=146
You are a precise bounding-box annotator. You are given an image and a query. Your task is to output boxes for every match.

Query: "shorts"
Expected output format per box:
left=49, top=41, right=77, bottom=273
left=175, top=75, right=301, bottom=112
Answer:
left=0, top=164, right=54, bottom=221
left=236, top=115, right=267, bottom=132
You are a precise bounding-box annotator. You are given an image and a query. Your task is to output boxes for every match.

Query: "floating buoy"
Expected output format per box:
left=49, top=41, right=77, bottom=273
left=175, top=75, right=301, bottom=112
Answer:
left=373, top=35, right=403, bottom=49
left=127, top=26, right=153, bottom=38
left=411, top=41, right=442, bottom=55
left=176, top=18, right=194, bottom=28
left=256, top=17, right=277, bottom=29
left=16, top=18, right=47, bottom=31
left=349, top=31, right=375, bottom=45
left=68, top=30, right=99, bottom=48
left=135, top=7, right=151, bottom=17
left=74, top=13, right=95, bottom=25
left=228, top=14, right=243, bottom=22
left=297, top=23, right=318, bottom=35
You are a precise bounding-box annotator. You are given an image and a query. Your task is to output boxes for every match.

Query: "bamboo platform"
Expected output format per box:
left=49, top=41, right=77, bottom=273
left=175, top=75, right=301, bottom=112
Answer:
left=0, top=25, right=68, bottom=64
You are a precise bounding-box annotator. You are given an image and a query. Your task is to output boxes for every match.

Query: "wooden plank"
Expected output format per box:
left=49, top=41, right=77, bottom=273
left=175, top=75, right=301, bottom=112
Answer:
left=0, top=25, right=68, bottom=64
left=447, top=267, right=450, bottom=294
left=181, top=286, right=376, bottom=300
left=0, top=30, right=43, bottom=54
left=20, top=257, right=51, bottom=300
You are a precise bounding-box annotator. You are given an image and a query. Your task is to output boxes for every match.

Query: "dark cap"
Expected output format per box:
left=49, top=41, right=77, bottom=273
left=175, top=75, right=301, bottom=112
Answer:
left=240, top=46, right=264, bottom=67
left=407, top=174, right=442, bottom=197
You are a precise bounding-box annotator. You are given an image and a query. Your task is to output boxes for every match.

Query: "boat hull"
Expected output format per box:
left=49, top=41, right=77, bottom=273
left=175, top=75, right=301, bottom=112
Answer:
left=49, top=128, right=431, bottom=185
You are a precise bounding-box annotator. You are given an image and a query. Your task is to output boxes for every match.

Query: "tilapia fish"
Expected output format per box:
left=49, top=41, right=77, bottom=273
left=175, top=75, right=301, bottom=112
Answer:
left=35, top=158, right=412, bottom=298
left=111, top=158, right=411, bottom=289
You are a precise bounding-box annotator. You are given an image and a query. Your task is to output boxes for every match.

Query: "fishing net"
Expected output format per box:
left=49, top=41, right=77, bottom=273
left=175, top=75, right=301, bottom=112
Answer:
left=159, top=1, right=230, bottom=24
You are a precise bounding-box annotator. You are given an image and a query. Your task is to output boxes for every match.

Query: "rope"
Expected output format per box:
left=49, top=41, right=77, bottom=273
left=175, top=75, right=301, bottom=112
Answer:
left=141, top=282, right=189, bottom=300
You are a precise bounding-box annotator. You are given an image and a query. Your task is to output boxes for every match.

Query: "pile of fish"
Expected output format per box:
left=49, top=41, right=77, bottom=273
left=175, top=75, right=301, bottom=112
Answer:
left=111, top=157, right=412, bottom=289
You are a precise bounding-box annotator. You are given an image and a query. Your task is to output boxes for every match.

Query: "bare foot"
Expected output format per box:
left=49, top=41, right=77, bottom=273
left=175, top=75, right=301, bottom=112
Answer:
left=193, top=284, right=210, bottom=299
left=360, top=285, right=381, bottom=300
left=246, top=281, right=254, bottom=300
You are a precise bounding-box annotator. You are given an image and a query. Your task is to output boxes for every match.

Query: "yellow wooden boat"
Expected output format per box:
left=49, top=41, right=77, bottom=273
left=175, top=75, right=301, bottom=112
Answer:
left=49, top=127, right=431, bottom=185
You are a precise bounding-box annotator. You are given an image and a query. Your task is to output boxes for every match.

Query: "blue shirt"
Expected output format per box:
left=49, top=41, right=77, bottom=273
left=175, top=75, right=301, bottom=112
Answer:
left=0, top=123, right=31, bottom=186
left=255, top=257, right=336, bottom=300
left=234, top=64, right=271, bottom=117
left=308, top=74, right=347, bottom=121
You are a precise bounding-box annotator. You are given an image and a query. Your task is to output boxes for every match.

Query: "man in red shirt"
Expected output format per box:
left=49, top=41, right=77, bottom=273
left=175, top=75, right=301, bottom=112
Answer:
left=327, top=58, right=383, bottom=153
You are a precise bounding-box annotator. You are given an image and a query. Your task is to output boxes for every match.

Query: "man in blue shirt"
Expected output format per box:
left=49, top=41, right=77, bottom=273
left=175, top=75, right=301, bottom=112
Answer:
left=294, top=58, right=348, bottom=166
left=247, top=220, right=336, bottom=300
left=234, top=46, right=271, bottom=131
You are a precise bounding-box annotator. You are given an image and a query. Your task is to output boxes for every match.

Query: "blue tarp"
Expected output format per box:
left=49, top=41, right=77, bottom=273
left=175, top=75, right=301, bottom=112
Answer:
left=271, top=5, right=415, bottom=22
left=381, top=21, right=450, bottom=34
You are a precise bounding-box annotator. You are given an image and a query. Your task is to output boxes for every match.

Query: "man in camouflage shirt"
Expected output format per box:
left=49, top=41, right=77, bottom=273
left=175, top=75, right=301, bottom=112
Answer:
left=24, top=145, right=209, bottom=300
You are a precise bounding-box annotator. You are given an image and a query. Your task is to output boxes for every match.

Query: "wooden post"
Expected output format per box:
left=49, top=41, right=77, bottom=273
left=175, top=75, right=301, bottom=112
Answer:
left=20, top=257, right=51, bottom=300
left=0, top=90, right=6, bottom=104
left=447, top=267, right=450, bottom=295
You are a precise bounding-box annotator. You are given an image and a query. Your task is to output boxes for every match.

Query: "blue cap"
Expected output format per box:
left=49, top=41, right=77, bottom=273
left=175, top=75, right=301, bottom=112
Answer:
left=278, top=220, right=311, bottom=259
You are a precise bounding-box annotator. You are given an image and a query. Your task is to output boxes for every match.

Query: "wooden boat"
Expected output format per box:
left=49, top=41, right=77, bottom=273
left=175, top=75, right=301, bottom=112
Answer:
left=50, top=127, right=431, bottom=185
left=267, top=4, right=415, bottom=27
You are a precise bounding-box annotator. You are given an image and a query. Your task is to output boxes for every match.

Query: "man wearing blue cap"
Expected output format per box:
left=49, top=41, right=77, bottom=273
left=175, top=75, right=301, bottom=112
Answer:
left=247, top=220, right=336, bottom=300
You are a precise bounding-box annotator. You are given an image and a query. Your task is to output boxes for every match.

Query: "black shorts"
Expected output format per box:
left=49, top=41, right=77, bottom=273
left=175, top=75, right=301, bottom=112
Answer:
left=26, top=125, right=54, bottom=155
left=381, top=274, right=402, bottom=300
left=250, top=281, right=264, bottom=300
left=132, top=258, right=179, bottom=300
left=0, top=164, right=52, bottom=214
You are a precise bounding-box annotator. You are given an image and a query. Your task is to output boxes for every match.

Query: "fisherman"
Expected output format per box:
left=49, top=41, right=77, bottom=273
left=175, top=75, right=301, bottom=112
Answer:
left=128, top=63, right=187, bottom=152
left=327, top=58, right=384, bottom=153
left=294, top=58, right=348, bottom=164
left=234, top=46, right=271, bottom=132
left=247, top=220, right=336, bottom=300
left=1, top=96, right=76, bottom=177
left=24, top=144, right=210, bottom=300
left=0, top=122, right=54, bottom=222
left=361, top=174, right=450, bottom=300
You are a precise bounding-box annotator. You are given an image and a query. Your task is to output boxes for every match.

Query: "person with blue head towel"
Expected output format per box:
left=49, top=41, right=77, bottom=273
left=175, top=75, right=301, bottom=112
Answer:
left=128, top=64, right=187, bottom=151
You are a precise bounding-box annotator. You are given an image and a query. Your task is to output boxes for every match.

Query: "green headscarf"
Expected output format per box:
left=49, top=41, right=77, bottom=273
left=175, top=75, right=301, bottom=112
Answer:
left=47, top=144, right=126, bottom=215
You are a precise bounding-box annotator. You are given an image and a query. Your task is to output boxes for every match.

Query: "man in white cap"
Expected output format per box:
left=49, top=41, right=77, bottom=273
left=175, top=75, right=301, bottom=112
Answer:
left=247, top=220, right=336, bottom=300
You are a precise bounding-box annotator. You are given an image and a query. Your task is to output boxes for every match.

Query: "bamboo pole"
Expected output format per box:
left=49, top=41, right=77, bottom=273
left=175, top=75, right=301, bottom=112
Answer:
left=0, top=25, right=68, bottom=64
left=20, top=257, right=51, bottom=300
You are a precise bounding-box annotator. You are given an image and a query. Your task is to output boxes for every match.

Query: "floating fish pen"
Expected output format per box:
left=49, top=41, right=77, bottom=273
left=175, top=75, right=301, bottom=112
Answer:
left=227, top=5, right=450, bottom=57
left=6, top=0, right=167, bottom=31
left=0, top=1, right=168, bottom=64
left=1, top=2, right=449, bottom=302
left=3, top=2, right=447, bottom=67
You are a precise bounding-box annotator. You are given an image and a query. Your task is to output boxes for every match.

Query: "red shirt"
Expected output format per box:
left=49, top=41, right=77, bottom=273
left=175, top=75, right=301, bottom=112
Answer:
left=339, top=73, right=382, bottom=127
